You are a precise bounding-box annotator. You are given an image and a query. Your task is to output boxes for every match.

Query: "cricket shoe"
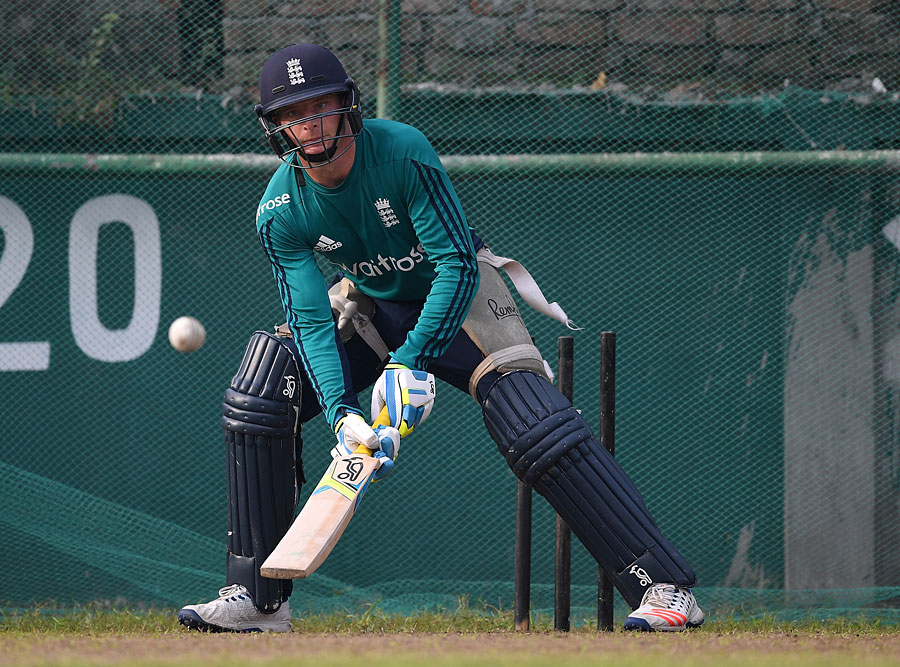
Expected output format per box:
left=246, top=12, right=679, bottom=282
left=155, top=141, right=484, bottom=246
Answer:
left=623, top=583, right=705, bottom=632
left=177, top=584, right=292, bottom=633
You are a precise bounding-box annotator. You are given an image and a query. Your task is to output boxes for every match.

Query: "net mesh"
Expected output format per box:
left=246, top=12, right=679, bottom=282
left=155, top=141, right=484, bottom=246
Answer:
left=2, top=1, right=900, bottom=623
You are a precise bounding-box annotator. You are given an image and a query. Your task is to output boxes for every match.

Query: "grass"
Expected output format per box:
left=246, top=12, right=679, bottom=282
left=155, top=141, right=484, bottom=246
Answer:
left=3, top=608, right=900, bottom=667
left=2, top=603, right=900, bottom=636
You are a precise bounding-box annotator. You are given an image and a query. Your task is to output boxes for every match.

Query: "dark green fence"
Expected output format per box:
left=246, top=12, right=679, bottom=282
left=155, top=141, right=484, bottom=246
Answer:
left=3, top=152, right=900, bottom=620
left=4, top=0, right=900, bottom=622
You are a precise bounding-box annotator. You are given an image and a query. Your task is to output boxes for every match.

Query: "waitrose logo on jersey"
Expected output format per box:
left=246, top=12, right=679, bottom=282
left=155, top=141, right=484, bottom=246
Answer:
left=256, top=193, right=291, bottom=221
left=341, top=243, right=426, bottom=277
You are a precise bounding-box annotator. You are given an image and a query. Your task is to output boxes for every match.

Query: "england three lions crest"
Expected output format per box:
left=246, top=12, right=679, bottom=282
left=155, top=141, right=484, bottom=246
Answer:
left=286, top=58, right=305, bottom=85
left=375, top=198, right=399, bottom=228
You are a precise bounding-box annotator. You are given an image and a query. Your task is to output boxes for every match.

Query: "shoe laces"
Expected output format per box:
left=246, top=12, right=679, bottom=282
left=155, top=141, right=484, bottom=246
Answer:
left=217, top=584, right=250, bottom=601
left=641, top=583, right=684, bottom=609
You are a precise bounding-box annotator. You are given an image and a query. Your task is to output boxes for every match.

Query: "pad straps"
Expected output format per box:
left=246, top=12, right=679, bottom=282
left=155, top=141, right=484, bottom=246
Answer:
left=476, top=247, right=583, bottom=331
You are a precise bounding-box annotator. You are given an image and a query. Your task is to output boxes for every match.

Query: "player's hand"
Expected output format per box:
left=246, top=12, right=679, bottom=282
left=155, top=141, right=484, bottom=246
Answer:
left=330, top=413, right=401, bottom=481
left=331, top=412, right=378, bottom=458
left=370, top=424, right=401, bottom=481
left=370, top=361, right=435, bottom=437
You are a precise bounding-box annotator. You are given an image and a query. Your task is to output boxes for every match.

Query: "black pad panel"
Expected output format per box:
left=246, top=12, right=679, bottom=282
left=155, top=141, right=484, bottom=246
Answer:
left=482, top=371, right=696, bottom=608
left=223, top=331, right=301, bottom=612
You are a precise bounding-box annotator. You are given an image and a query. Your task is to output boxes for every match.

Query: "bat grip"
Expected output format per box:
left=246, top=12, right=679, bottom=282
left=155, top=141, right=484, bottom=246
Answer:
left=352, top=405, right=391, bottom=456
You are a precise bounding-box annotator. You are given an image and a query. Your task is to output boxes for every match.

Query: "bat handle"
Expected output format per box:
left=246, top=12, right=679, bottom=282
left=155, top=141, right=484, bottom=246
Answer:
left=373, top=404, right=391, bottom=428
left=352, top=406, right=391, bottom=456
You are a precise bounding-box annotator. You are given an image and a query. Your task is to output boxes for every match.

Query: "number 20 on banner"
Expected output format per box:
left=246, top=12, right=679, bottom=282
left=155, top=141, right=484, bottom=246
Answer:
left=0, top=194, right=162, bottom=371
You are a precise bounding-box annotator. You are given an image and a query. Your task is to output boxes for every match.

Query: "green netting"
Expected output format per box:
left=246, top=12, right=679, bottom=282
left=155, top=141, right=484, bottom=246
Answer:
left=2, top=1, right=900, bottom=623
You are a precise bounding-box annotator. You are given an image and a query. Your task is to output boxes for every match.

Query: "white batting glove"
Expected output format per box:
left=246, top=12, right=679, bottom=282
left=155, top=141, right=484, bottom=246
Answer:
left=331, top=412, right=379, bottom=458
left=370, top=361, right=435, bottom=437
left=331, top=414, right=401, bottom=481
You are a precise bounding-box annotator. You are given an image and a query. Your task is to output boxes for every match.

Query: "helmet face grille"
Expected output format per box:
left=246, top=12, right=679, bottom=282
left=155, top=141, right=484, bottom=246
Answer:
left=256, top=44, right=363, bottom=170
left=255, top=88, right=362, bottom=170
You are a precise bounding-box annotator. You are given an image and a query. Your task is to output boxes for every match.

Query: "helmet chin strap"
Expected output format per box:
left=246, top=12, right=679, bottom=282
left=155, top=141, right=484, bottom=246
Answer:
left=298, top=138, right=339, bottom=163
left=297, top=113, right=346, bottom=164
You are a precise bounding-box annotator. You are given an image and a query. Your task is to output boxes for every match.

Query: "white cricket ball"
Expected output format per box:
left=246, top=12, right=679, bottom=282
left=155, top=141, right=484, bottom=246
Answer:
left=168, top=316, right=206, bottom=353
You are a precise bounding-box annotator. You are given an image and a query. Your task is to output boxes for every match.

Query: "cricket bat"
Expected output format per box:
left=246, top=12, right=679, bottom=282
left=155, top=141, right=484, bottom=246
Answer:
left=260, top=408, right=390, bottom=579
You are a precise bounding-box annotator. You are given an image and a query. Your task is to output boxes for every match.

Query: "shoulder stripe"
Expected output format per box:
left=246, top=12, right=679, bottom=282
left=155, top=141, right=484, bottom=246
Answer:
left=417, top=163, right=478, bottom=364
left=293, top=336, right=327, bottom=417
left=412, top=161, right=466, bottom=367
left=294, top=321, right=359, bottom=428
left=411, top=161, right=478, bottom=368
left=258, top=218, right=328, bottom=409
left=330, top=323, right=361, bottom=422
left=258, top=219, right=293, bottom=324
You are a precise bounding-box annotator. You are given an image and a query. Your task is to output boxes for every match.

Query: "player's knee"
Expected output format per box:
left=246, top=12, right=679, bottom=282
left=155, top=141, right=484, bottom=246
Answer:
left=463, top=262, right=553, bottom=401
left=481, top=370, right=591, bottom=485
left=221, top=330, right=301, bottom=439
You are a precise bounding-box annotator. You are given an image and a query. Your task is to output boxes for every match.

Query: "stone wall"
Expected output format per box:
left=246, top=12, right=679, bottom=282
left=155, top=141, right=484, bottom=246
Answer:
left=3, top=0, right=899, bottom=98
left=221, top=0, right=900, bottom=93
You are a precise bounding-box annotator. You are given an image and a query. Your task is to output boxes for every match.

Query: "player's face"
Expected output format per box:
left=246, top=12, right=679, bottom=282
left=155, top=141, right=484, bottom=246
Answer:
left=275, top=94, right=344, bottom=156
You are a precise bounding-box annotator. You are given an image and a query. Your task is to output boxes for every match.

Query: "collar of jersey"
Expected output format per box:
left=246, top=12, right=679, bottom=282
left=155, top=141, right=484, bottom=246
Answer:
left=302, top=130, right=364, bottom=195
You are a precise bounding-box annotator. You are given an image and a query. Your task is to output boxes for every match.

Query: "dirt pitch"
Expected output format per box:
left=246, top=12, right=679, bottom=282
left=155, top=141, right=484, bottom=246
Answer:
left=5, top=631, right=900, bottom=666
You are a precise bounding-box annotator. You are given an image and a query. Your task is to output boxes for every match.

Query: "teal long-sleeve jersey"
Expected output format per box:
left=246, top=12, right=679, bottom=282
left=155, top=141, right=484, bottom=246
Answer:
left=255, top=119, right=480, bottom=429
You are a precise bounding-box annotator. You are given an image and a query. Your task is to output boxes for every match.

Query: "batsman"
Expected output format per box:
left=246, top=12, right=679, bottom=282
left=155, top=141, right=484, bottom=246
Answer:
left=178, top=43, right=704, bottom=633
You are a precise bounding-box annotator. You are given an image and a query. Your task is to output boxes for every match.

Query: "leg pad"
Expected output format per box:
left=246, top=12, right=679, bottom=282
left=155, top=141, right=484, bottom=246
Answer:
left=223, top=331, right=301, bottom=612
left=482, top=371, right=696, bottom=608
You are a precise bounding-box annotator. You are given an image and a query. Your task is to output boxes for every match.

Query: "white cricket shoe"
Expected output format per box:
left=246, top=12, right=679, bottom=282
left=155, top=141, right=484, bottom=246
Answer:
left=623, top=583, right=705, bottom=632
left=177, top=584, right=292, bottom=633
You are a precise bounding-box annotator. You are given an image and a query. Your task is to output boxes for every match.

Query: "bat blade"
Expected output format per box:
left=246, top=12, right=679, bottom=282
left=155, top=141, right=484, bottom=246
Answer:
left=261, top=452, right=379, bottom=579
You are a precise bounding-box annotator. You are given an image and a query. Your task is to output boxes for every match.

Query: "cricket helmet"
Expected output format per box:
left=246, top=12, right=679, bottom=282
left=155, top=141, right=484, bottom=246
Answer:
left=255, top=43, right=362, bottom=167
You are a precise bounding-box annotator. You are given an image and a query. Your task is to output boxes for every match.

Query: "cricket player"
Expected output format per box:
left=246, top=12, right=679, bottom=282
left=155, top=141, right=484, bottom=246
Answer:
left=178, top=43, right=704, bottom=633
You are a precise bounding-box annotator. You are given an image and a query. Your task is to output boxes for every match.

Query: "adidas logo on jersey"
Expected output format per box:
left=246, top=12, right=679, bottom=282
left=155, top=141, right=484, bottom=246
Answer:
left=314, top=235, right=343, bottom=252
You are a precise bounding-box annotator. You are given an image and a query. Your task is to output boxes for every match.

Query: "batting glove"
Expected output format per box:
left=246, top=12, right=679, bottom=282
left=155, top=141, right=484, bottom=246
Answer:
left=331, top=412, right=379, bottom=458
left=331, top=413, right=401, bottom=481
left=370, top=361, right=435, bottom=437
left=371, top=424, right=401, bottom=481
